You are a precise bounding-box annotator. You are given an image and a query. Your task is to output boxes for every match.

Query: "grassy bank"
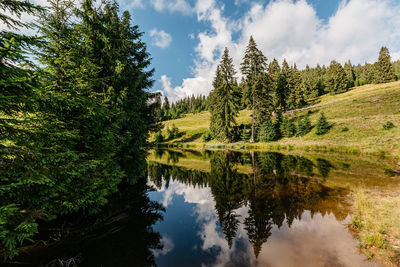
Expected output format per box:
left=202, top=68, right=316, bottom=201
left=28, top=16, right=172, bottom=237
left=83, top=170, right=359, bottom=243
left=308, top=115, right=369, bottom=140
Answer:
left=158, top=81, right=400, bottom=158
left=351, top=187, right=400, bottom=266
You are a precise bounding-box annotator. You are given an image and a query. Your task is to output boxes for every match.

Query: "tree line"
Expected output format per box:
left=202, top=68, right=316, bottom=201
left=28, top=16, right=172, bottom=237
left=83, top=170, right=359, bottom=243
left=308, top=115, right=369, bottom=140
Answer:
left=155, top=94, right=209, bottom=121
left=1, top=0, right=159, bottom=259
left=209, top=36, right=398, bottom=142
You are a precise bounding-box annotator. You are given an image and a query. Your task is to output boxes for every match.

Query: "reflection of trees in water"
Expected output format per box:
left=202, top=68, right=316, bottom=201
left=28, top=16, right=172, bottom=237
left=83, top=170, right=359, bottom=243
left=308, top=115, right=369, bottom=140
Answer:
left=13, top=179, right=164, bottom=266
left=210, top=151, right=244, bottom=248
left=0, top=148, right=164, bottom=264
left=148, top=150, right=344, bottom=258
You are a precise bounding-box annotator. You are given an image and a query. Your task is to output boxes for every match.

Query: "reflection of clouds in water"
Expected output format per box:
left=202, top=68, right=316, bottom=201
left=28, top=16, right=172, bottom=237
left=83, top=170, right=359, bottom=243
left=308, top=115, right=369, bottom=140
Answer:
left=148, top=177, right=213, bottom=207
left=154, top=178, right=255, bottom=267
left=153, top=235, right=174, bottom=257
left=256, top=211, right=375, bottom=267
left=197, top=205, right=256, bottom=267
left=148, top=177, right=371, bottom=267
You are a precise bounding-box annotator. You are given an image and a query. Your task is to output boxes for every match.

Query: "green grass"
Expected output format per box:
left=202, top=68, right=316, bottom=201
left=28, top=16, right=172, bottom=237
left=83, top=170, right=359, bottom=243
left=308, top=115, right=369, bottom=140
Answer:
left=159, top=81, right=400, bottom=158
left=351, top=188, right=400, bottom=266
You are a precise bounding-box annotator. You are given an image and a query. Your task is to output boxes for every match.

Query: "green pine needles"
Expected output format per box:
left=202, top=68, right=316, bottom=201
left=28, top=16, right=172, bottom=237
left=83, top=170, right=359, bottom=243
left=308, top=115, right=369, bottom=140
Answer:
left=1, top=0, right=160, bottom=259
left=209, top=48, right=241, bottom=142
left=315, top=112, right=330, bottom=135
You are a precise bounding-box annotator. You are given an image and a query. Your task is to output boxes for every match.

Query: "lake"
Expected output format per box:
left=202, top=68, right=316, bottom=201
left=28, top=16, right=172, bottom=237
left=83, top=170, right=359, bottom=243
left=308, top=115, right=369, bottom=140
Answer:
left=146, top=149, right=393, bottom=267
left=10, top=148, right=399, bottom=266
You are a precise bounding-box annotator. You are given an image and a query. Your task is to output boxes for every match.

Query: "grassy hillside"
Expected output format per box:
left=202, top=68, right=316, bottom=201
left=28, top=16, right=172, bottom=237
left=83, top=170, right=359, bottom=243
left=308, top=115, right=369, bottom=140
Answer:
left=159, top=81, right=400, bottom=158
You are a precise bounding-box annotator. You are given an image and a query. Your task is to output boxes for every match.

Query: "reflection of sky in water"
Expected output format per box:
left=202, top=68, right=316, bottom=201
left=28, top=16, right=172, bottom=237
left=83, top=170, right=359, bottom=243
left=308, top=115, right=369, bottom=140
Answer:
left=147, top=177, right=376, bottom=267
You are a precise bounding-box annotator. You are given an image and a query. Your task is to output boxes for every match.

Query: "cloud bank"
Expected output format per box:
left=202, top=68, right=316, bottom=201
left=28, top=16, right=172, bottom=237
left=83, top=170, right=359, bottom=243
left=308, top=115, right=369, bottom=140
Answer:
left=161, top=0, right=400, bottom=101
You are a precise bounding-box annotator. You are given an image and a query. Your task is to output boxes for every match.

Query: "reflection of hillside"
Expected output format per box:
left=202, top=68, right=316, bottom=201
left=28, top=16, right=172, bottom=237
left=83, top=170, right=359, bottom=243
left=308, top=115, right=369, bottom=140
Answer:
left=147, top=150, right=350, bottom=257
left=148, top=149, right=399, bottom=189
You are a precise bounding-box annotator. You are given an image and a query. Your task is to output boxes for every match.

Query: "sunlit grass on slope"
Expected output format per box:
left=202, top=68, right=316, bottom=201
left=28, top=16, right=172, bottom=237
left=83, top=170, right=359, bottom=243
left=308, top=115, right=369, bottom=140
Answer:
left=161, top=81, right=400, bottom=158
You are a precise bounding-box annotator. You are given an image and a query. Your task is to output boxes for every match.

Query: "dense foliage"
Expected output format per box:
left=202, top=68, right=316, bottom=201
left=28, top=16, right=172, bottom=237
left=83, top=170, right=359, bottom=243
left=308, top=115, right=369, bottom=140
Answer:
left=1, top=0, right=159, bottom=259
left=209, top=48, right=241, bottom=142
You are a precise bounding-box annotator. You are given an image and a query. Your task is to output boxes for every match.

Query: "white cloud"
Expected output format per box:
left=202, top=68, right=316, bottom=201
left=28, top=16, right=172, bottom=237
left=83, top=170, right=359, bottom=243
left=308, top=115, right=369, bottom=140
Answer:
left=150, top=0, right=193, bottom=15
left=149, top=28, right=173, bottom=49
left=162, top=0, right=400, bottom=101
left=123, top=0, right=145, bottom=9
left=153, top=235, right=175, bottom=256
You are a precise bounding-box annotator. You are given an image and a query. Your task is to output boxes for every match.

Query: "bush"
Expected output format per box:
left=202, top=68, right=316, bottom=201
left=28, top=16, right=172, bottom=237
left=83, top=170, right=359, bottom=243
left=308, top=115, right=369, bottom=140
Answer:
left=280, top=117, right=296, bottom=138
left=154, top=131, right=164, bottom=143
left=341, top=127, right=349, bottom=132
left=202, top=131, right=212, bottom=142
left=296, top=115, right=312, bottom=137
left=315, top=112, right=330, bottom=135
left=382, top=121, right=395, bottom=130
left=258, top=117, right=279, bottom=142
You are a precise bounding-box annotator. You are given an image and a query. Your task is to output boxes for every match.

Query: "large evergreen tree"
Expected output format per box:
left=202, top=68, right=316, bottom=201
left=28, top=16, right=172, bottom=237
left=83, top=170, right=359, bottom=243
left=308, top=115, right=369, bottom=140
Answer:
left=374, top=46, right=396, bottom=84
left=344, top=60, right=355, bottom=88
left=268, top=58, right=285, bottom=112
left=240, top=36, right=271, bottom=142
left=326, top=61, right=349, bottom=94
left=162, top=96, right=170, bottom=120
left=286, top=64, right=304, bottom=110
left=0, top=0, right=42, bottom=141
left=209, top=48, right=240, bottom=142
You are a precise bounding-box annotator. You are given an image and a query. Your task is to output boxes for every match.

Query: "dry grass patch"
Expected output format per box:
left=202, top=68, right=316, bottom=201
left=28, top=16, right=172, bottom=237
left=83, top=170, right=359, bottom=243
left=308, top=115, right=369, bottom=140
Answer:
left=351, top=187, right=400, bottom=266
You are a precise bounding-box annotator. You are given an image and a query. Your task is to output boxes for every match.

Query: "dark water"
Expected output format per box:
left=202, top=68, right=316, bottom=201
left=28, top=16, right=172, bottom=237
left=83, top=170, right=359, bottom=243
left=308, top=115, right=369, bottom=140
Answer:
left=9, top=149, right=396, bottom=266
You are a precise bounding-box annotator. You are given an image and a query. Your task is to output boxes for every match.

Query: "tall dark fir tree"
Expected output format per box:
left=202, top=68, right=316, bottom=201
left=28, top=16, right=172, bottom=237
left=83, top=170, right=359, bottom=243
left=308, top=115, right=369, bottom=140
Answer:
left=326, top=61, right=349, bottom=94
left=240, top=36, right=271, bottom=142
left=374, top=46, right=396, bottom=84
left=209, top=48, right=240, bottom=142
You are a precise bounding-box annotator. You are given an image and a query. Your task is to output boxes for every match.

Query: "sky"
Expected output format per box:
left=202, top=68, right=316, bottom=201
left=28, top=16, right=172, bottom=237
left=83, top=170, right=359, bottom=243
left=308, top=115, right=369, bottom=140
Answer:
left=2, top=0, right=400, bottom=101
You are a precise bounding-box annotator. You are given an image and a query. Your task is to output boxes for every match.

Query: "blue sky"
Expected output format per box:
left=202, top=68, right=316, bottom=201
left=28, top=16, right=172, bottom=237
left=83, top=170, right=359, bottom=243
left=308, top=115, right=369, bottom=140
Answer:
left=120, top=0, right=400, bottom=101
left=130, top=0, right=344, bottom=97
left=3, top=0, right=400, bottom=101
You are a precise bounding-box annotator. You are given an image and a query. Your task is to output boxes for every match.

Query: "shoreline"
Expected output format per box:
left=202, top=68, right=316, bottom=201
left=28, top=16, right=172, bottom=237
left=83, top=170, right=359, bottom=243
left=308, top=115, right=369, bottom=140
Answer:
left=155, top=141, right=400, bottom=161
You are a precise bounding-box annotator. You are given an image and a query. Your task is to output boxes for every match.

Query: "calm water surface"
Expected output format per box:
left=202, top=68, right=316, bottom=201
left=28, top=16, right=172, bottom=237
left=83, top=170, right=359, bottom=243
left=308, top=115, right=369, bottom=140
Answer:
left=146, top=149, right=383, bottom=267
left=12, top=149, right=398, bottom=266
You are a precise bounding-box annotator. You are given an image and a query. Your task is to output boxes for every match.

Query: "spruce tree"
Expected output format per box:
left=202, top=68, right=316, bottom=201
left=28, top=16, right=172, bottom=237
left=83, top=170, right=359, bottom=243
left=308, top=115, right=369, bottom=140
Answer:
left=280, top=59, right=290, bottom=110
left=240, top=36, right=271, bottom=142
left=280, top=116, right=296, bottom=138
left=315, top=112, right=330, bottom=135
left=209, top=48, right=240, bottom=142
left=0, top=0, right=42, bottom=138
left=257, top=117, right=278, bottom=142
left=268, top=58, right=285, bottom=112
left=326, top=61, right=349, bottom=94
left=344, top=60, right=355, bottom=88
left=296, top=115, right=312, bottom=137
left=374, top=46, right=396, bottom=84
left=0, top=0, right=43, bottom=259
left=286, top=64, right=304, bottom=110
left=162, top=96, right=170, bottom=120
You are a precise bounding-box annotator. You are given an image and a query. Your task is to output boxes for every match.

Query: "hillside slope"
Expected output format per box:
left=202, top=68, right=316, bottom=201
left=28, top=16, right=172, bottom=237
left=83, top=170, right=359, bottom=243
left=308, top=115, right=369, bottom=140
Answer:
left=160, top=81, right=400, bottom=157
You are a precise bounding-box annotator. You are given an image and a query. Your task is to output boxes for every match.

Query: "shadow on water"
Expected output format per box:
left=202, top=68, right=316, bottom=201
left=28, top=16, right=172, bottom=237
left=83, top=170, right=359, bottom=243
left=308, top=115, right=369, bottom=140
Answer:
left=2, top=179, right=165, bottom=267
